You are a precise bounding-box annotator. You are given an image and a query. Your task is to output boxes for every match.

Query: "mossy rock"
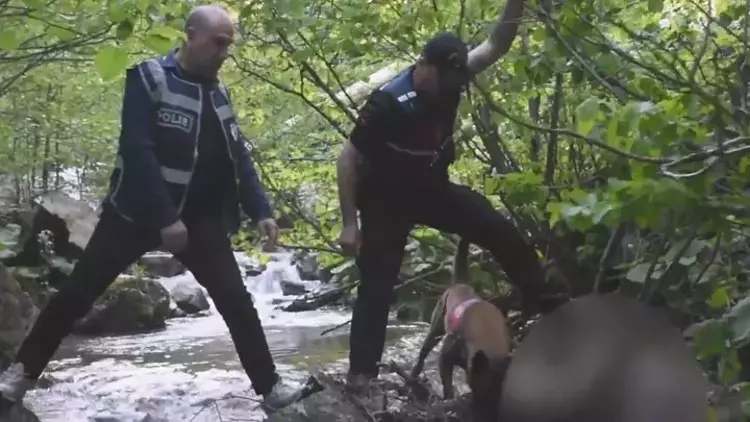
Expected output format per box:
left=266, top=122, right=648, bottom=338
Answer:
left=73, top=276, right=170, bottom=336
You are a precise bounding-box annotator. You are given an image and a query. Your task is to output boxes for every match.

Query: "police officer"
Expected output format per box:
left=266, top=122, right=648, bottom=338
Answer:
left=337, top=1, right=551, bottom=389
left=0, top=5, right=305, bottom=413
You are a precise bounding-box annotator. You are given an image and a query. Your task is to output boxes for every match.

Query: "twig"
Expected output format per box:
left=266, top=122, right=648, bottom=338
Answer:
left=378, top=360, right=436, bottom=403
left=593, top=225, right=626, bottom=293
left=321, top=319, right=351, bottom=336
left=276, top=242, right=341, bottom=255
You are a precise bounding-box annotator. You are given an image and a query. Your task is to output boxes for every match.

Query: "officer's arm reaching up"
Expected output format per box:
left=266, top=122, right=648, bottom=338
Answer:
left=336, top=90, right=397, bottom=256
left=466, top=0, right=527, bottom=75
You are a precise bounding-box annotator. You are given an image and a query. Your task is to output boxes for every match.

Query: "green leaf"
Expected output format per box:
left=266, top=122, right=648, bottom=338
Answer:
left=575, top=97, right=600, bottom=135
left=707, top=286, right=730, bottom=309
left=719, top=348, right=741, bottom=383
left=0, top=30, right=20, bottom=51
left=116, top=21, right=134, bottom=40
left=625, top=263, right=652, bottom=283
left=726, top=296, right=750, bottom=345
left=94, top=45, right=128, bottom=82
left=143, top=27, right=183, bottom=54
left=22, top=0, right=45, bottom=10
left=648, top=0, right=664, bottom=13
left=693, top=319, right=727, bottom=359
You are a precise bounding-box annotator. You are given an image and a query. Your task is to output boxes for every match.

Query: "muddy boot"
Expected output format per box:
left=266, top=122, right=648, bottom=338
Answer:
left=260, top=374, right=307, bottom=415
left=344, top=372, right=386, bottom=414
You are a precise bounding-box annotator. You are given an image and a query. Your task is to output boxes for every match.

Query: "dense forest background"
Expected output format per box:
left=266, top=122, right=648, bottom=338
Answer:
left=0, top=0, right=749, bottom=417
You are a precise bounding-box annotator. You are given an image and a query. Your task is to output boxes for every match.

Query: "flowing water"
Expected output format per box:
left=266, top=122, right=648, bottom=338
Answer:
left=22, top=252, right=427, bottom=422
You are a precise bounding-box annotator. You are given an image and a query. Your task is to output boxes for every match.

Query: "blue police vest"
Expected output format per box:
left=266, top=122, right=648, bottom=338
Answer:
left=106, top=53, right=249, bottom=229
left=377, top=67, right=458, bottom=170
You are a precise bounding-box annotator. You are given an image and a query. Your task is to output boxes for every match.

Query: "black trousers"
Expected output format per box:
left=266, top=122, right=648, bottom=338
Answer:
left=348, top=182, right=546, bottom=377
left=14, top=204, right=278, bottom=395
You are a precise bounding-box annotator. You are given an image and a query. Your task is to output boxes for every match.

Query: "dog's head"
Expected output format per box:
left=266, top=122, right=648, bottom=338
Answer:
left=468, top=350, right=511, bottom=422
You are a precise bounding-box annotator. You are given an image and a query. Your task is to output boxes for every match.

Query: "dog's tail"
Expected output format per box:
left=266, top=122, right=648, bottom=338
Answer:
left=452, top=238, right=471, bottom=285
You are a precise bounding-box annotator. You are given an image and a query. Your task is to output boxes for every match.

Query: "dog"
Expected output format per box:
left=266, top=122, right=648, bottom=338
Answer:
left=410, top=238, right=512, bottom=419
left=498, top=293, right=709, bottom=422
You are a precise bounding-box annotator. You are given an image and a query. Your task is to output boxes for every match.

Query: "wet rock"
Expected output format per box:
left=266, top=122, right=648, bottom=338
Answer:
left=240, top=259, right=266, bottom=277
left=280, top=280, right=308, bottom=296
left=283, top=284, right=345, bottom=312
left=167, top=298, right=187, bottom=319
left=139, top=252, right=186, bottom=278
left=396, top=304, right=421, bottom=322
left=7, top=266, right=55, bottom=308
left=5, top=192, right=97, bottom=269
left=0, top=263, right=39, bottom=365
left=73, top=276, right=170, bottom=336
left=170, top=280, right=210, bottom=314
left=292, top=251, right=321, bottom=281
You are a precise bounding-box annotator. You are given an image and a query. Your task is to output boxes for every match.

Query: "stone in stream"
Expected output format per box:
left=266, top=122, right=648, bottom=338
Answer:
left=169, top=280, right=210, bottom=314
left=292, top=250, right=321, bottom=281
left=280, top=280, right=308, bottom=296
left=0, top=263, right=39, bottom=366
left=0, top=263, right=43, bottom=422
left=73, top=275, right=171, bottom=336
left=138, top=252, right=187, bottom=278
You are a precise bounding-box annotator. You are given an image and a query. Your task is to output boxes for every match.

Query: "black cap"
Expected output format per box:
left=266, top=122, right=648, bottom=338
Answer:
left=422, top=33, right=469, bottom=73
left=421, top=33, right=470, bottom=91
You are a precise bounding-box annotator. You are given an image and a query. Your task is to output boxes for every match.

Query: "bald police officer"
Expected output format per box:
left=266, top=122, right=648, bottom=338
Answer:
left=0, top=5, right=305, bottom=414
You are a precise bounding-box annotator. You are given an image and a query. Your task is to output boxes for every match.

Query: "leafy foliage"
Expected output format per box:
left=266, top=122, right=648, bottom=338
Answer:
left=1, top=0, right=750, bottom=413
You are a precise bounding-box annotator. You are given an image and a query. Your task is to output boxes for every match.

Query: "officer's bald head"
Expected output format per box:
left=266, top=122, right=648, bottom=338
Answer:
left=181, top=4, right=234, bottom=77
left=185, top=4, right=231, bottom=32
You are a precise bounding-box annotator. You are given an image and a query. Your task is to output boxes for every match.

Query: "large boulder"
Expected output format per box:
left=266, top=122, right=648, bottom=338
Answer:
left=169, top=280, right=210, bottom=314
left=138, top=252, right=186, bottom=278
left=0, top=264, right=39, bottom=367
left=73, top=276, right=171, bottom=336
left=5, top=192, right=98, bottom=270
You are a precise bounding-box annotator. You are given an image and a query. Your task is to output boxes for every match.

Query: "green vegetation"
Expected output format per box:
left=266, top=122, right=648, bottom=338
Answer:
left=1, top=0, right=749, bottom=415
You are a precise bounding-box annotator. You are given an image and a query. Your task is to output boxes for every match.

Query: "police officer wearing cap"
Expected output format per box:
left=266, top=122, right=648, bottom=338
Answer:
left=337, top=0, right=550, bottom=389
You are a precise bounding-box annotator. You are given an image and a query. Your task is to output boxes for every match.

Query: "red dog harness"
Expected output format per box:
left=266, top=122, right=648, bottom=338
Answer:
left=447, top=298, right=481, bottom=332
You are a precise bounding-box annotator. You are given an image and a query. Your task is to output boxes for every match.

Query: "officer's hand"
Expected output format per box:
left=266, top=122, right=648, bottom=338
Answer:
left=338, top=224, right=361, bottom=257
left=160, top=220, right=188, bottom=253
left=258, top=218, right=279, bottom=252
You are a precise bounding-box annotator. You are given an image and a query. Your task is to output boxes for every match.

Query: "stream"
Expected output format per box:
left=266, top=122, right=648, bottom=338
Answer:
left=22, top=252, right=427, bottom=422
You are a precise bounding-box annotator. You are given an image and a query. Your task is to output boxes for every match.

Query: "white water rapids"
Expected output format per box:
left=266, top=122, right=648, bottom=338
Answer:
left=21, top=252, right=426, bottom=421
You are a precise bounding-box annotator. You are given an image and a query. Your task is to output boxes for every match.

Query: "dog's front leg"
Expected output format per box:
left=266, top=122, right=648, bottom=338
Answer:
left=439, top=341, right=456, bottom=400
left=410, top=296, right=447, bottom=379
left=410, top=324, right=445, bottom=379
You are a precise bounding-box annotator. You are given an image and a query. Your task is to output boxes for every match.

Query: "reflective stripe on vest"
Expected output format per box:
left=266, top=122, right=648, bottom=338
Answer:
left=113, top=154, right=192, bottom=185
left=138, top=59, right=201, bottom=114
